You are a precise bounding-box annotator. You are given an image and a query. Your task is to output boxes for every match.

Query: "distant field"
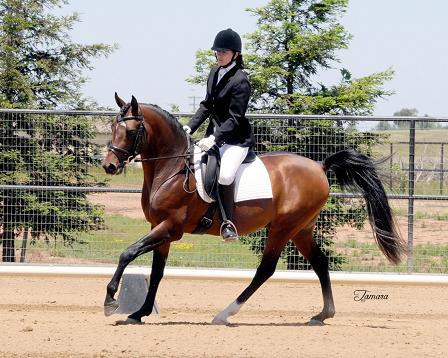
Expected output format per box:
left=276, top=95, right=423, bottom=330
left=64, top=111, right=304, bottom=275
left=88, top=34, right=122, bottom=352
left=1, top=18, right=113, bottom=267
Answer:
left=374, top=128, right=448, bottom=160
left=371, top=128, right=448, bottom=195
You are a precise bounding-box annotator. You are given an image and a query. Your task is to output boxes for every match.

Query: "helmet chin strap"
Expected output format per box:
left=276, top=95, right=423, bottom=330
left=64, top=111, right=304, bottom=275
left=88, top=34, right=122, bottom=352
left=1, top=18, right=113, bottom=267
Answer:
left=216, top=51, right=237, bottom=68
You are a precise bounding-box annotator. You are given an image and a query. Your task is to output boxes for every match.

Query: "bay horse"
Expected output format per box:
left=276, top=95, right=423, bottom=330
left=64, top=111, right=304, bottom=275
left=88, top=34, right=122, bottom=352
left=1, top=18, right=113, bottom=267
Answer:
left=102, top=94, right=405, bottom=325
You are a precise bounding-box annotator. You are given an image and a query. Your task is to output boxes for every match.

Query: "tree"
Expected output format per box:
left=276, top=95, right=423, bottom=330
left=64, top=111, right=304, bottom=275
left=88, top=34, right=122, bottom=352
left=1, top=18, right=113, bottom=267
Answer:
left=188, top=0, right=392, bottom=270
left=392, top=108, right=418, bottom=129
left=393, top=108, right=441, bottom=129
left=188, top=0, right=393, bottom=116
left=0, top=0, right=115, bottom=109
left=0, top=0, right=115, bottom=261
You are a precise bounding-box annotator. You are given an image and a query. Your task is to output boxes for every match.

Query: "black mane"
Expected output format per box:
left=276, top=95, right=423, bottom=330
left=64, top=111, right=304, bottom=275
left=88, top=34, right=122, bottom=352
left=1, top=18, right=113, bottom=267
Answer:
left=143, top=103, right=186, bottom=138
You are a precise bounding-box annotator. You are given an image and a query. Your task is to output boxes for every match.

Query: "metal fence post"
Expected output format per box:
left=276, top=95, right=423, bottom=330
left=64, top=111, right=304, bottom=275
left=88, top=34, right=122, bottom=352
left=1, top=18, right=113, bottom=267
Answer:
left=390, top=143, right=393, bottom=190
left=407, top=119, right=416, bottom=273
left=440, top=143, right=444, bottom=195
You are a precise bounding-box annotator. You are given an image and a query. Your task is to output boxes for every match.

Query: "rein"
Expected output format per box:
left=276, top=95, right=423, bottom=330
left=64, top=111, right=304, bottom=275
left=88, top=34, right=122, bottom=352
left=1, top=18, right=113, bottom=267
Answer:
left=139, top=152, right=193, bottom=162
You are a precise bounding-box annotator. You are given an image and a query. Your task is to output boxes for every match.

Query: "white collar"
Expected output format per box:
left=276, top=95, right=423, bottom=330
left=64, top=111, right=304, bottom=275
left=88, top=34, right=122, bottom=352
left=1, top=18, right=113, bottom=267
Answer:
left=219, top=61, right=236, bottom=73
left=217, top=61, right=236, bottom=83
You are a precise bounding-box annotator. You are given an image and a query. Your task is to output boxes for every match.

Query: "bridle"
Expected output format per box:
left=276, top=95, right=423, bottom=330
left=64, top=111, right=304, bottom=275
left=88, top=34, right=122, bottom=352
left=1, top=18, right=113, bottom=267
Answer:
left=107, top=107, right=196, bottom=193
left=107, top=110, right=146, bottom=167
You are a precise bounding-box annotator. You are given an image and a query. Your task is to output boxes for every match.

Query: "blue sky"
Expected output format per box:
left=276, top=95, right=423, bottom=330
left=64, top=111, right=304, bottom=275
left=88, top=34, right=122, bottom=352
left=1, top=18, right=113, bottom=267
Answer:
left=61, top=0, right=448, bottom=117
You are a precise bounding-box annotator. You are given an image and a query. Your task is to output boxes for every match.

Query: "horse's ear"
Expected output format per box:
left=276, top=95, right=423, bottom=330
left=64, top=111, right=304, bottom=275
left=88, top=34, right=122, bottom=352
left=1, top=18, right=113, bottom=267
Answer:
left=115, top=92, right=126, bottom=108
left=131, top=95, right=139, bottom=116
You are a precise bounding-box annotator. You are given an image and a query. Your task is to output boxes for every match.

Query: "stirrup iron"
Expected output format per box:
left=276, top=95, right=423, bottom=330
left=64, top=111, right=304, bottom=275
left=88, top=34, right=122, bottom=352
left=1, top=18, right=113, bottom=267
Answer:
left=220, top=220, right=239, bottom=242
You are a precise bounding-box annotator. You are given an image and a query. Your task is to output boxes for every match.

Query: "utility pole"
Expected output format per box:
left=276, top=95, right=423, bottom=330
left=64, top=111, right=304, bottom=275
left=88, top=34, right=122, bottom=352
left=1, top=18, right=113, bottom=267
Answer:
left=188, top=96, right=202, bottom=112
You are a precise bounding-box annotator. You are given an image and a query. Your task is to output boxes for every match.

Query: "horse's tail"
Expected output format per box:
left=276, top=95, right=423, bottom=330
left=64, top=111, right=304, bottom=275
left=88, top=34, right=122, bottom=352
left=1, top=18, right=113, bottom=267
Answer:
left=323, top=149, right=406, bottom=264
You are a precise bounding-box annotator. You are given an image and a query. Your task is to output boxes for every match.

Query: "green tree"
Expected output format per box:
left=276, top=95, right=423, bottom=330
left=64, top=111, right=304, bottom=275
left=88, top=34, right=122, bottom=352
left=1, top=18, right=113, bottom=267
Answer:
left=0, top=0, right=115, bottom=109
left=188, top=0, right=393, bottom=116
left=393, top=108, right=419, bottom=117
left=392, top=108, right=439, bottom=129
left=188, top=0, right=392, bottom=270
left=0, top=0, right=115, bottom=261
left=392, top=108, right=418, bottom=129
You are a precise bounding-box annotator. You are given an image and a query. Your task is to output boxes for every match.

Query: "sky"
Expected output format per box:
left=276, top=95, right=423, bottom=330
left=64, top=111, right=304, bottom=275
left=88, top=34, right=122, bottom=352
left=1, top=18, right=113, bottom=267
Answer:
left=59, top=0, right=448, bottom=117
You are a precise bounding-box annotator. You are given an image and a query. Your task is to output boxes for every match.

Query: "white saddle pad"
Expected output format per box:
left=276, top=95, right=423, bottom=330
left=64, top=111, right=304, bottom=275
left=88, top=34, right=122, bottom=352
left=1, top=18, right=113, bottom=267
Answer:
left=193, top=146, right=273, bottom=203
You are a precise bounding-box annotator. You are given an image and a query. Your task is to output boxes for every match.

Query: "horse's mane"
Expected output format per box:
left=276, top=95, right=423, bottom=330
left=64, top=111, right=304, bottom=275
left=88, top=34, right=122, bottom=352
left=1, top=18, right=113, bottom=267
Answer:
left=142, top=103, right=186, bottom=138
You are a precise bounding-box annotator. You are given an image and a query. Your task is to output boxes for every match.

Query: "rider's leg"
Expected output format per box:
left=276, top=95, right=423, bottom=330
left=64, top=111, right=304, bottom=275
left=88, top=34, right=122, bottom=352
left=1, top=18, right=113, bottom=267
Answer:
left=218, top=181, right=237, bottom=240
left=218, top=144, right=248, bottom=241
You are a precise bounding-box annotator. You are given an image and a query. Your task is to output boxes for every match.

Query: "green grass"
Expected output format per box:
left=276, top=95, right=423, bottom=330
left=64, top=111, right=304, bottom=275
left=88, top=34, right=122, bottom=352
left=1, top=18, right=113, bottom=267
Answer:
left=90, top=166, right=144, bottom=188
left=23, top=213, right=447, bottom=273
left=26, top=214, right=263, bottom=269
left=336, top=240, right=448, bottom=273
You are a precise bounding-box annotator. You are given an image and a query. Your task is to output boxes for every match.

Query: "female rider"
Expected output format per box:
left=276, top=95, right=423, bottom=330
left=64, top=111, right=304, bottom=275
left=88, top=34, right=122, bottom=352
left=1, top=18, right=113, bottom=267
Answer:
left=183, top=28, right=255, bottom=241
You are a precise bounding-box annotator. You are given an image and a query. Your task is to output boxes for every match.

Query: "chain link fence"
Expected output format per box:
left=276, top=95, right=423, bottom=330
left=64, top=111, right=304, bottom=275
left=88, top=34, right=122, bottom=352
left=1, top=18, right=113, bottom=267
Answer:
left=1, top=109, right=447, bottom=273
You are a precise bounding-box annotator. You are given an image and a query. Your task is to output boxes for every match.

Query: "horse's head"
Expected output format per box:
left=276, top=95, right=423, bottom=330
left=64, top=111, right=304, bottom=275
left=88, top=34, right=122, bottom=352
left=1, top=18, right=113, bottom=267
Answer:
left=102, top=93, right=146, bottom=175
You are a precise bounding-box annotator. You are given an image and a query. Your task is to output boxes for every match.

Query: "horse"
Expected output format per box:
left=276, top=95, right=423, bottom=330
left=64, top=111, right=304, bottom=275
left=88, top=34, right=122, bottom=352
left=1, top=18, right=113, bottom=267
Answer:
left=101, top=93, right=405, bottom=325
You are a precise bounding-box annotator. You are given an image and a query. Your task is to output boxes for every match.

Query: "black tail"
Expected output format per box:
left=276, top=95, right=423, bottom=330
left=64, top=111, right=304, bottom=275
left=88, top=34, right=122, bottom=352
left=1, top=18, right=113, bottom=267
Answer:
left=323, top=150, right=406, bottom=264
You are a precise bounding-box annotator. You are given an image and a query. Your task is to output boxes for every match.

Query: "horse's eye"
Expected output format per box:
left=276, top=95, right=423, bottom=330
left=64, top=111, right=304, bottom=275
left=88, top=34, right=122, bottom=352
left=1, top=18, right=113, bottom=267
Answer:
left=127, top=129, right=137, bottom=138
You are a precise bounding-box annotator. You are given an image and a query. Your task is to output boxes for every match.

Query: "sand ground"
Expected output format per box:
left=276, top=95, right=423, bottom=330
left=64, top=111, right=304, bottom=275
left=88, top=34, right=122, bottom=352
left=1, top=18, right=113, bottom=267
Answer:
left=1, top=275, right=447, bottom=357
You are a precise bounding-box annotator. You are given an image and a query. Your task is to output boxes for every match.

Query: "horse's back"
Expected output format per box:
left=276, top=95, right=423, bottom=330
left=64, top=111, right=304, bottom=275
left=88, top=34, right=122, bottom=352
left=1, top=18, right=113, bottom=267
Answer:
left=259, top=152, right=330, bottom=218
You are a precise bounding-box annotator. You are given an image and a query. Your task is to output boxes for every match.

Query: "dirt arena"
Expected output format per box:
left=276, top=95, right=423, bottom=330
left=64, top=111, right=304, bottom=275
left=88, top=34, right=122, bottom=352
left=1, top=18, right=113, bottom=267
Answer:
left=1, top=274, right=447, bottom=357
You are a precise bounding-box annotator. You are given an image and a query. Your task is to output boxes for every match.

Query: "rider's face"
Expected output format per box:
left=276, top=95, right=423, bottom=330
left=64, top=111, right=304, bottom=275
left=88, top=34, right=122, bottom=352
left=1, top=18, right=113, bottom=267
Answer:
left=215, top=50, right=234, bottom=66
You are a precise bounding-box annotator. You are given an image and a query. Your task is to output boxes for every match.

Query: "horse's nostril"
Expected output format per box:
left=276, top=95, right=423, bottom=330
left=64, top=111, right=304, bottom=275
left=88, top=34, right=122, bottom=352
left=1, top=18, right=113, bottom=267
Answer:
left=103, top=162, right=117, bottom=174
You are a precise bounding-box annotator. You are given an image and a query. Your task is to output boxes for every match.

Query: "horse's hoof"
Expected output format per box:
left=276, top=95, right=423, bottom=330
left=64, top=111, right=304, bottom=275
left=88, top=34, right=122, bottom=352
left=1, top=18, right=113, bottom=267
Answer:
left=104, top=301, right=119, bottom=317
left=308, top=319, right=325, bottom=326
left=115, top=317, right=143, bottom=325
left=211, top=316, right=228, bottom=325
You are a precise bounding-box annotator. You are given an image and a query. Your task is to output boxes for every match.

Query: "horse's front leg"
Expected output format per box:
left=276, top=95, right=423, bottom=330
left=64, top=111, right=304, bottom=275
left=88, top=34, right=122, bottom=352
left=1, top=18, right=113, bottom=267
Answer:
left=104, top=221, right=178, bottom=316
left=126, top=242, right=171, bottom=323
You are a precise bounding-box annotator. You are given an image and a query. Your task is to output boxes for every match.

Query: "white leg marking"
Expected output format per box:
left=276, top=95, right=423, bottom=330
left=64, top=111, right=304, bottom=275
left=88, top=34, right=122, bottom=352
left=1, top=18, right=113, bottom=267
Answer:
left=211, top=300, right=243, bottom=325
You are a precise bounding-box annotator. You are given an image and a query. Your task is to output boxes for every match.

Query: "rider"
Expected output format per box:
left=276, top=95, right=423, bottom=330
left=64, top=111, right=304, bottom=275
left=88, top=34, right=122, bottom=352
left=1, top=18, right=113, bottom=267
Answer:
left=183, top=28, right=255, bottom=241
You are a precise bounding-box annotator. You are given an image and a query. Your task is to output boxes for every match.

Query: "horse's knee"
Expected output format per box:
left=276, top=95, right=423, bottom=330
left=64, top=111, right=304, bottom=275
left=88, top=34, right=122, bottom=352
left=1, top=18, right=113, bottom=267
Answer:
left=119, top=250, right=132, bottom=263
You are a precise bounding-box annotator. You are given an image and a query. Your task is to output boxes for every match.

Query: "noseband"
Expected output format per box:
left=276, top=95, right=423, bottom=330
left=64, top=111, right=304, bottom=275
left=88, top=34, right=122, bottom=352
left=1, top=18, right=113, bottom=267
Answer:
left=107, top=112, right=146, bottom=166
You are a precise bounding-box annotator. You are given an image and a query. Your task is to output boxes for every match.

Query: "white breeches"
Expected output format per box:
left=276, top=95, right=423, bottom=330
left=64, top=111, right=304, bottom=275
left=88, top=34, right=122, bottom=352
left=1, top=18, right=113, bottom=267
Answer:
left=218, top=144, right=249, bottom=185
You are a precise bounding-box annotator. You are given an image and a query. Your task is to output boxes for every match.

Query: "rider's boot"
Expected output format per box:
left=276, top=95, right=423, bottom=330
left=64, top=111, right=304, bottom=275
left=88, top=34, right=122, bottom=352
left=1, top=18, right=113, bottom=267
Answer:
left=218, top=182, right=238, bottom=242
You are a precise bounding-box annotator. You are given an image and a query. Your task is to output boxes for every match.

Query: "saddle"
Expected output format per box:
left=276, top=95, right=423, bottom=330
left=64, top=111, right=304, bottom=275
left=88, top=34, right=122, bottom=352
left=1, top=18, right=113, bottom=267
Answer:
left=193, top=145, right=256, bottom=234
left=201, top=146, right=256, bottom=201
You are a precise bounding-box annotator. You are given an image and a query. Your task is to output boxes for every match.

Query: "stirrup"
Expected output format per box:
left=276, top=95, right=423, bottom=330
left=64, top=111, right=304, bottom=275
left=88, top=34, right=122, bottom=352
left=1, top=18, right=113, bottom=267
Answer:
left=220, top=220, right=239, bottom=242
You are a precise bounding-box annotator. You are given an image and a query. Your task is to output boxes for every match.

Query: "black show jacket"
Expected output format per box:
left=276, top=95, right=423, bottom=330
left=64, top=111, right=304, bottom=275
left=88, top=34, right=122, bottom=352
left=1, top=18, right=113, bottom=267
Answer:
left=187, top=65, right=255, bottom=148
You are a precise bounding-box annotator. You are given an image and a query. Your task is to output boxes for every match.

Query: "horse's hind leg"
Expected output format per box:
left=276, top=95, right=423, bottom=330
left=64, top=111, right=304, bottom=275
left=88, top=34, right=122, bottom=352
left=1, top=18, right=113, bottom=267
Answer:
left=292, top=225, right=335, bottom=325
left=212, top=229, right=289, bottom=325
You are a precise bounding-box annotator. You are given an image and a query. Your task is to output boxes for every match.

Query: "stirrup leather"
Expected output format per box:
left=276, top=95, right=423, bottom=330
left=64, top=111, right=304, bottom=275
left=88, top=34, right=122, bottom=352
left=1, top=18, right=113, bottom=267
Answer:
left=220, top=220, right=239, bottom=242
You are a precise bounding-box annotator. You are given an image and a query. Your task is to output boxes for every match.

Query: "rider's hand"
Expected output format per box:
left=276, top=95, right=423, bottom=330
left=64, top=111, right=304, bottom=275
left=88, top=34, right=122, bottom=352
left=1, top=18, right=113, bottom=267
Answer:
left=197, top=135, right=216, bottom=152
left=183, top=125, right=192, bottom=135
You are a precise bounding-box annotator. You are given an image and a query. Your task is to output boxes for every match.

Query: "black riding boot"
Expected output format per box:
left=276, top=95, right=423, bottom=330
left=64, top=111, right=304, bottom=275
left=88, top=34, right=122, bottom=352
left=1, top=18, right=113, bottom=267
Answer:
left=218, top=182, right=238, bottom=241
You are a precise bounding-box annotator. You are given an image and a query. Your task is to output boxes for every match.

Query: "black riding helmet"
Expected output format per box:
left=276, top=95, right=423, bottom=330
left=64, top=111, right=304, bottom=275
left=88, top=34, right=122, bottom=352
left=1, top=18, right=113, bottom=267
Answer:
left=211, top=28, right=242, bottom=52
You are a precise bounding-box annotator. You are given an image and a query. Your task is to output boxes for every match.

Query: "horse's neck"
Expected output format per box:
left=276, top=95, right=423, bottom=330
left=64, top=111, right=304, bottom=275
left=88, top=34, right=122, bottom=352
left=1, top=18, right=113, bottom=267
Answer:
left=141, top=110, right=187, bottom=194
left=145, top=110, right=186, bottom=158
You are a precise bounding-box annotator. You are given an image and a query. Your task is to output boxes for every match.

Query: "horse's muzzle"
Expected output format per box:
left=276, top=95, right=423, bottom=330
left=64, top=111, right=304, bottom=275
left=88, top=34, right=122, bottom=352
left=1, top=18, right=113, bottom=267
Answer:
left=103, top=162, right=120, bottom=175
